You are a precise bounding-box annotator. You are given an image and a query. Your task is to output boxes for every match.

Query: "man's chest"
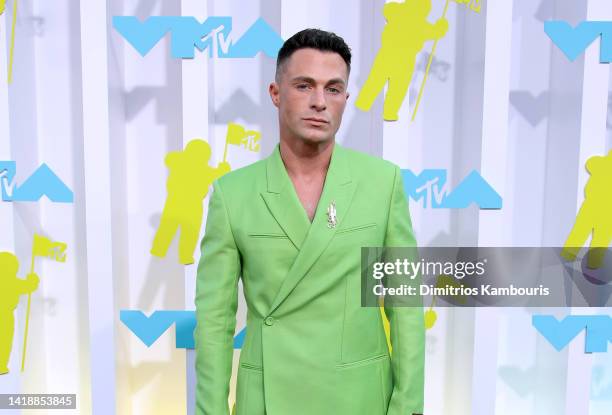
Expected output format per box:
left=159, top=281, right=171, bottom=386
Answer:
left=291, top=176, right=326, bottom=222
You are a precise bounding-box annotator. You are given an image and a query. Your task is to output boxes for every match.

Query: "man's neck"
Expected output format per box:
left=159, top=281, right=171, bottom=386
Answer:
left=278, top=139, right=334, bottom=179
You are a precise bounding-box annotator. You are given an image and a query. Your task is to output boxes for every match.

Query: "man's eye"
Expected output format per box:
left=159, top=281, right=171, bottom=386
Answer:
left=296, top=84, right=310, bottom=90
left=327, top=87, right=341, bottom=94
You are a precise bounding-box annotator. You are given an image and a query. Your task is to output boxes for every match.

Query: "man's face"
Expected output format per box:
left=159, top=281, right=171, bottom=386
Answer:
left=269, top=48, right=349, bottom=145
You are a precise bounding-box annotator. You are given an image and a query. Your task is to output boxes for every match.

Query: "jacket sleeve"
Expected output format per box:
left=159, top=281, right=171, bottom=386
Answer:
left=383, top=166, right=425, bottom=415
left=195, top=180, right=241, bottom=415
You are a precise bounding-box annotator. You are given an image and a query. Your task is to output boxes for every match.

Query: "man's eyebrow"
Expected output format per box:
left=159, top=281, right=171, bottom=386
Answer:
left=290, top=76, right=346, bottom=86
left=326, top=78, right=346, bottom=86
left=290, top=76, right=316, bottom=84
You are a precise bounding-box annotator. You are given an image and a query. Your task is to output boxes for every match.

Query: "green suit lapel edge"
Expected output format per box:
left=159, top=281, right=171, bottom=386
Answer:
left=260, top=144, right=310, bottom=250
left=261, top=143, right=357, bottom=315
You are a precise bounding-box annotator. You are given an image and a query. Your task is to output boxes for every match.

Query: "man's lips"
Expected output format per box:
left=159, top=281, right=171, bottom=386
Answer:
left=303, top=117, right=329, bottom=124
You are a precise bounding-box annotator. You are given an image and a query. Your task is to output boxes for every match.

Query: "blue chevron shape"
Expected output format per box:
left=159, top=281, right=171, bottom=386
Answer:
left=225, top=17, right=283, bottom=58
left=545, top=21, right=612, bottom=63
left=533, top=315, right=612, bottom=353
left=12, top=163, right=73, bottom=203
left=121, top=310, right=246, bottom=349
left=401, top=169, right=501, bottom=209
left=445, top=170, right=502, bottom=209
left=112, top=16, right=174, bottom=57
left=113, top=16, right=282, bottom=59
left=1, top=162, right=73, bottom=203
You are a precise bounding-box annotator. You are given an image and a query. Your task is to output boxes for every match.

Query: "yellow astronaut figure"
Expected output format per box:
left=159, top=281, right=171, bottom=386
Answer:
left=355, top=0, right=449, bottom=121
left=151, top=139, right=231, bottom=265
left=0, top=252, right=39, bottom=375
left=562, top=151, right=612, bottom=269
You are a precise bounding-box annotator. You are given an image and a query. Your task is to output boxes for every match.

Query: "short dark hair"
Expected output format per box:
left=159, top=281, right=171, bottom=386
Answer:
left=275, top=28, right=352, bottom=80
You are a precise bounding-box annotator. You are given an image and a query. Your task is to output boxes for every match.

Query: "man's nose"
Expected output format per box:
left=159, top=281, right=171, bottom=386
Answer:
left=310, top=87, right=327, bottom=111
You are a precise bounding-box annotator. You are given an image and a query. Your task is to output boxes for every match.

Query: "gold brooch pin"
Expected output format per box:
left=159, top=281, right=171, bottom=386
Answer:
left=327, top=201, right=337, bottom=229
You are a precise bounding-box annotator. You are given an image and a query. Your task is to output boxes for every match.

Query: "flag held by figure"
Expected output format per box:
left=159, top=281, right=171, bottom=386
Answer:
left=223, top=122, right=261, bottom=162
left=21, top=234, right=67, bottom=371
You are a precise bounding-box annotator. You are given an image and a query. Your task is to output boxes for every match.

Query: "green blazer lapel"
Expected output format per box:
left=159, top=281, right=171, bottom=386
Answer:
left=260, top=145, right=311, bottom=250
left=268, top=144, right=356, bottom=314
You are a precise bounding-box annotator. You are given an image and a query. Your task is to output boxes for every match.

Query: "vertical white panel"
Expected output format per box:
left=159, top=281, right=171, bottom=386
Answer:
left=32, top=0, right=83, bottom=406
left=280, top=0, right=330, bottom=39
left=563, top=308, right=595, bottom=415
left=0, top=8, right=14, bottom=249
left=5, top=0, right=49, bottom=398
left=575, top=1, right=611, bottom=206
left=106, top=2, right=129, bottom=414
left=181, top=0, right=210, bottom=143
left=79, top=0, right=116, bottom=412
left=181, top=4, right=210, bottom=413
left=120, top=0, right=186, bottom=413
left=470, top=308, right=500, bottom=415
left=382, top=112, right=419, bottom=166
left=417, top=4, right=458, bottom=247
left=0, top=5, right=19, bottom=398
left=478, top=0, right=513, bottom=246
left=564, top=2, right=612, bottom=414
left=181, top=0, right=209, bottom=321
left=472, top=1, right=513, bottom=415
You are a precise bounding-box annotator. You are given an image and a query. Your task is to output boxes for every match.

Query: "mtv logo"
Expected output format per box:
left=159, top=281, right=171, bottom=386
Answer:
left=533, top=315, right=612, bottom=353
left=545, top=21, right=612, bottom=63
left=401, top=169, right=502, bottom=209
left=113, top=16, right=283, bottom=59
left=120, top=310, right=245, bottom=349
left=0, top=161, right=73, bottom=203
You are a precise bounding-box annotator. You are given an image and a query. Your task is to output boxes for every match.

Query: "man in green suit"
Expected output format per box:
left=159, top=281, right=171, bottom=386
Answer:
left=195, top=29, right=424, bottom=415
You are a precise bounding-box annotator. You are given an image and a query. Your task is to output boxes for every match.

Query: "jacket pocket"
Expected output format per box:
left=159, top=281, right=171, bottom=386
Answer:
left=336, top=353, right=389, bottom=370
left=247, top=232, right=288, bottom=239
left=336, top=223, right=377, bottom=235
left=239, top=361, right=263, bottom=372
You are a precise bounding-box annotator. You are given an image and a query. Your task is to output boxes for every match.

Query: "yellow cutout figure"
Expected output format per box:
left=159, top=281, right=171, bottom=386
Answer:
left=0, top=252, right=39, bottom=375
left=0, top=0, right=6, bottom=15
left=355, top=0, right=449, bottom=121
left=562, top=151, right=612, bottom=269
left=424, top=275, right=467, bottom=330
left=380, top=304, right=392, bottom=353
left=151, top=139, right=231, bottom=265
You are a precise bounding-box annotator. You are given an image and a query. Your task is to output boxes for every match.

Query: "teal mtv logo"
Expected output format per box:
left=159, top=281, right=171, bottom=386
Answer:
left=545, top=21, right=612, bottom=63
left=0, top=161, right=73, bottom=203
left=120, top=310, right=245, bottom=349
left=401, top=169, right=502, bottom=209
left=113, top=16, right=283, bottom=59
left=533, top=315, right=612, bottom=353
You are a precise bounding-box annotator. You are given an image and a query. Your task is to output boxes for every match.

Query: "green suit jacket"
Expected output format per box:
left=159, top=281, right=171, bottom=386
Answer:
left=195, top=143, right=424, bottom=415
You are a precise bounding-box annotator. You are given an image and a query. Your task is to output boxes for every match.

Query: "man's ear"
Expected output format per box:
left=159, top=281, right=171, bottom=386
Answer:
left=269, top=82, right=280, bottom=108
left=345, top=91, right=350, bottom=101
